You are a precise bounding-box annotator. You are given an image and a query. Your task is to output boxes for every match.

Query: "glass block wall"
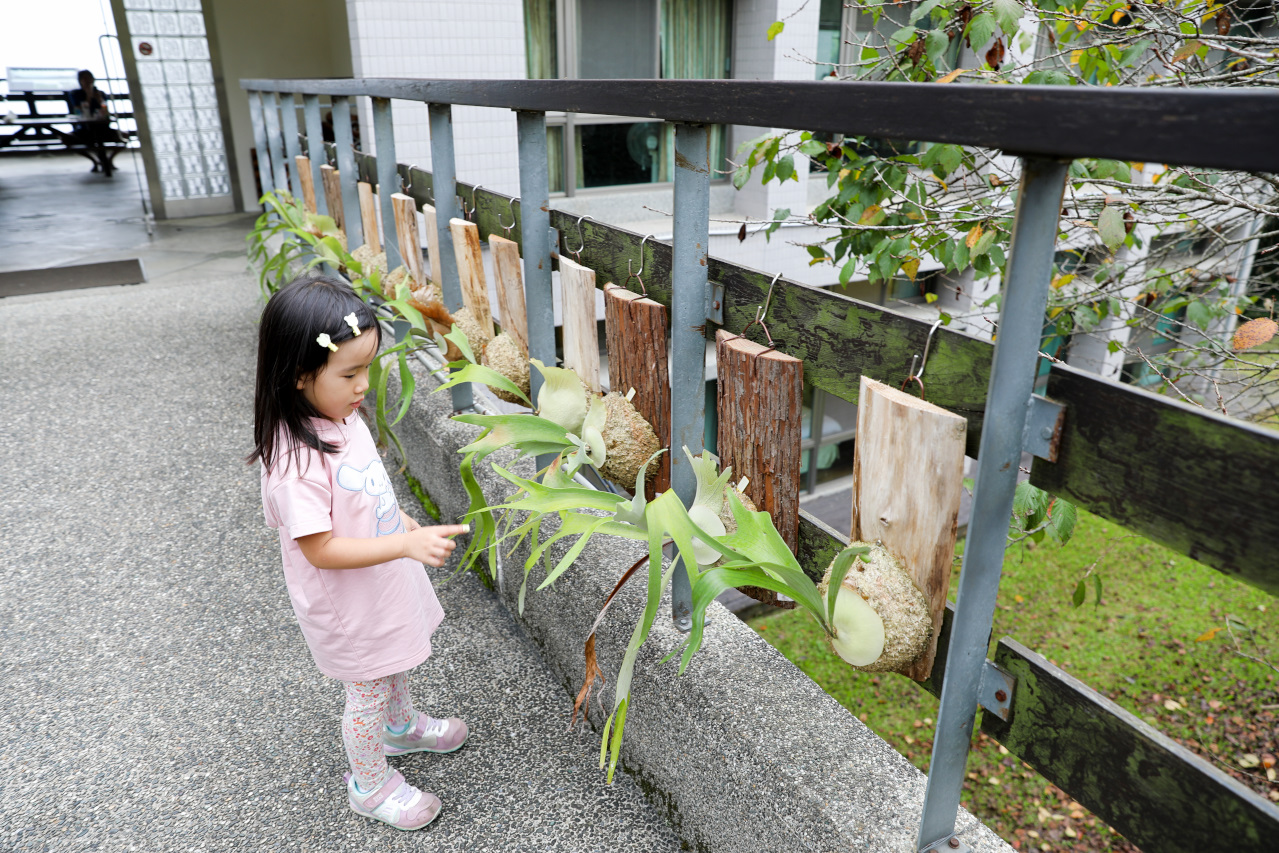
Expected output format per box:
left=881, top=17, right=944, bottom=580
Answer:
left=123, top=0, right=231, bottom=202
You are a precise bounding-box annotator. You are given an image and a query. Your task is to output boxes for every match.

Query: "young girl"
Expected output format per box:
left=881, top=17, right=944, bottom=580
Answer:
left=249, top=273, right=469, bottom=831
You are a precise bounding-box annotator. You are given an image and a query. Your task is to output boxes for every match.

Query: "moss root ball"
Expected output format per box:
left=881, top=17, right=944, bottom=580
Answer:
left=482, top=332, right=531, bottom=405
left=818, top=541, right=932, bottom=672
left=597, top=392, right=660, bottom=488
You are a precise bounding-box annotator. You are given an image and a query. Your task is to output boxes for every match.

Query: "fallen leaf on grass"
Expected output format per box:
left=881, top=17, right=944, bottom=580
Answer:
left=1195, top=626, right=1222, bottom=642
left=1238, top=753, right=1261, bottom=768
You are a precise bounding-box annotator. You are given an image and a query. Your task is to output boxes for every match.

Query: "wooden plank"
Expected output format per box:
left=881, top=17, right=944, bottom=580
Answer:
left=420, top=203, right=443, bottom=288
left=982, top=637, right=1279, bottom=853
left=558, top=256, right=601, bottom=393
left=715, top=330, right=802, bottom=554
left=241, top=78, right=1279, bottom=173
left=488, top=234, right=528, bottom=355
left=449, top=217, right=493, bottom=341
left=604, top=284, right=670, bottom=498
left=391, top=192, right=422, bottom=286
left=850, top=376, right=966, bottom=680
left=295, top=155, right=317, bottom=214
left=357, top=180, right=380, bottom=253
left=320, top=164, right=343, bottom=232
left=1032, top=364, right=1279, bottom=596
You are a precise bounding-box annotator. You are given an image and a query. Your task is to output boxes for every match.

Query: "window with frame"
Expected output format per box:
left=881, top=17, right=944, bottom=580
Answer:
left=524, top=0, right=732, bottom=194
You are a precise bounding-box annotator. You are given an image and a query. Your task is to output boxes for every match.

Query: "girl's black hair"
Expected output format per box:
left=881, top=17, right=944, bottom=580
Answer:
left=247, top=273, right=381, bottom=471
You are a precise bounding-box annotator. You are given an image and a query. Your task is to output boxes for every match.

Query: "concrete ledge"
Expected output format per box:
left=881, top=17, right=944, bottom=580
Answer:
left=387, top=348, right=1012, bottom=853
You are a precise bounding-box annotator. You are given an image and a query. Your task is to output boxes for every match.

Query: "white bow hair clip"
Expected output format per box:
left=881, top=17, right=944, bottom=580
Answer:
left=344, top=313, right=362, bottom=336
left=316, top=332, right=338, bottom=352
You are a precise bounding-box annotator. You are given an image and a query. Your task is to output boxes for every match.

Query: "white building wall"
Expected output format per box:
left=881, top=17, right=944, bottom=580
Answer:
left=344, top=0, right=525, bottom=197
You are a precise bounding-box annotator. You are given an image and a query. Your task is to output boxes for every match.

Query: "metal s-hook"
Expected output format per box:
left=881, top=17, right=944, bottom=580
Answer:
left=737, top=272, right=783, bottom=351
left=401, top=164, right=419, bottom=193
left=627, top=234, right=652, bottom=296
left=461, top=185, right=484, bottom=221
left=900, top=319, right=942, bottom=400
left=567, top=214, right=592, bottom=261
left=498, top=196, right=519, bottom=237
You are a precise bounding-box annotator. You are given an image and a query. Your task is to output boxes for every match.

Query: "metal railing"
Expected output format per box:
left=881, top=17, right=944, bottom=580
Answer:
left=242, top=76, right=1279, bottom=853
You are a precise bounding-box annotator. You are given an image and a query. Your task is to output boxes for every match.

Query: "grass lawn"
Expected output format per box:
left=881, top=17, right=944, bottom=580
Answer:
left=748, top=507, right=1279, bottom=852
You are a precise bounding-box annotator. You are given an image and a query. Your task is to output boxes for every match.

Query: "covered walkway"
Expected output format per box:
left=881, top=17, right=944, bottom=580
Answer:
left=0, top=156, right=679, bottom=851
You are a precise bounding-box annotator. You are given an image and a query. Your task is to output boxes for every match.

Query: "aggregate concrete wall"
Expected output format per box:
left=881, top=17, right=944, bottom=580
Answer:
left=386, top=355, right=1014, bottom=853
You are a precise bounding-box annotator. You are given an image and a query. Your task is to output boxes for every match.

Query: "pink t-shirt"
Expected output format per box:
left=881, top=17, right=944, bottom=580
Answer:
left=261, top=412, right=444, bottom=682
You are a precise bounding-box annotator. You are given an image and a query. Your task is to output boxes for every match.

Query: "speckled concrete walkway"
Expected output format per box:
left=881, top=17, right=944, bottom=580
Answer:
left=0, top=202, right=680, bottom=850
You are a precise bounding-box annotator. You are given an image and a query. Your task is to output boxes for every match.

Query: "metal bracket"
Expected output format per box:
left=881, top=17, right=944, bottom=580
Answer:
left=920, top=834, right=973, bottom=853
left=978, top=659, right=1016, bottom=722
left=705, top=281, right=725, bottom=325
left=1022, top=394, right=1065, bottom=462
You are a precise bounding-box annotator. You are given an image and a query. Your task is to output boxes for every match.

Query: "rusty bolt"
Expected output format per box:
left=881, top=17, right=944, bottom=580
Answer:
left=948, top=838, right=961, bottom=849
left=995, top=689, right=1008, bottom=702
left=713, top=300, right=721, bottom=309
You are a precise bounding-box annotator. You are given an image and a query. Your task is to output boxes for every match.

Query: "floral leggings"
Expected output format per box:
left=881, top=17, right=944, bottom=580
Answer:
left=342, top=671, right=417, bottom=791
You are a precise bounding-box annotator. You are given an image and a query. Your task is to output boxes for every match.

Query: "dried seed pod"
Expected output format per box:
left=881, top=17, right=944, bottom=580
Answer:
left=481, top=332, right=531, bottom=405
left=817, top=542, right=931, bottom=672
left=597, top=391, right=660, bottom=488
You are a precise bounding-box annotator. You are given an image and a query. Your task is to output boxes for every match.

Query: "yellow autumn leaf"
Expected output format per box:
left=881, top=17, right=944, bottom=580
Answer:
left=1112, top=9, right=1123, bottom=22
left=902, top=257, right=921, bottom=281
left=1070, top=49, right=1084, bottom=65
left=1196, top=626, right=1223, bottom=642
left=1052, top=273, right=1076, bottom=290
left=936, top=68, right=968, bottom=84
left=965, top=223, right=984, bottom=249
left=838, top=168, right=851, bottom=180
left=1232, top=317, right=1278, bottom=351
left=858, top=204, right=885, bottom=226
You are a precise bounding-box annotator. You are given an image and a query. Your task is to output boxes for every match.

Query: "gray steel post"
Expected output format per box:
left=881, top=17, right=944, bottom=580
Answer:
left=428, top=102, right=472, bottom=412
left=302, top=95, right=327, bottom=215
left=332, top=96, right=364, bottom=250
left=248, top=91, right=273, bottom=199
left=262, top=92, right=289, bottom=196
left=372, top=97, right=402, bottom=271
left=916, top=156, right=1070, bottom=852
left=516, top=111, right=554, bottom=402
left=670, top=123, right=711, bottom=633
left=280, top=92, right=301, bottom=172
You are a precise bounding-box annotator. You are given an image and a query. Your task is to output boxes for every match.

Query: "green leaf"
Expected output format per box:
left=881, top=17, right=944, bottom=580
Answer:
left=1186, top=299, right=1213, bottom=331
left=393, top=349, right=417, bottom=425
left=766, top=21, right=784, bottom=41
left=1098, top=206, right=1126, bottom=252
left=890, top=26, right=917, bottom=48
left=732, top=162, right=752, bottom=190
left=1118, top=38, right=1154, bottom=67
left=1093, top=574, right=1103, bottom=607
left=991, top=0, right=1023, bottom=36
left=1107, top=339, right=1123, bottom=354
left=798, top=139, right=825, bottom=158
left=910, top=0, right=945, bottom=24
left=775, top=155, right=795, bottom=183
left=925, top=29, right=949, bottom=63
left=824, top=546, right=870, bottom=631
left=1047, top=497, right=1077, bottom=544
left=935, top=144, right=963, bottom=177
left=964, top=11, right=998, bottom=49
left=1072, top=579, right=1086, bottom=608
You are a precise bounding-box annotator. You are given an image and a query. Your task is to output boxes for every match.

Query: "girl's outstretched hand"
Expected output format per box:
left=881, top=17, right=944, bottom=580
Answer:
left=402, top=524, right=469, bottom=567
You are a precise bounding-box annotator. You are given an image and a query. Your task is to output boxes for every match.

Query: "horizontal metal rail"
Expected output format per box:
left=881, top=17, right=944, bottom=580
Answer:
left=241, top=77, right=1279, bottom=172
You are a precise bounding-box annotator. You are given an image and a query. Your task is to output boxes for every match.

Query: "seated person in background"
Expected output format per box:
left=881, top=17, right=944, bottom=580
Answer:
left=69, top=70, right=119, bottom=170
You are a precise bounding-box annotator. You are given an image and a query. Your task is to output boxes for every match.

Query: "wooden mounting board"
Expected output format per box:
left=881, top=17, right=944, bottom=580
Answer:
left=714, top=329, right=803, bottom=555
left=357, top=181, right=380, bottom=253
left=320, top=164, right=343, bottom=232
left=604, top=283, right=670, bottom=498
left=851, top=375, right=967, bottom=681
left=558, top=256, right=601, bottom=393
left=391, top=193, right=422, bottom=286
left=449, top=218, right=493, bottom=340
left=420, top=203, right=443, bottom=287
left=488, top=234, right=528, bottom=355
left=295, top=155, right=316, bottom=214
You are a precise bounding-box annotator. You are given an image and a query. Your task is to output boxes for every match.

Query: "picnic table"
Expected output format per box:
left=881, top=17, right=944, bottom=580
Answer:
left=0, top=115, right=126, bottom=177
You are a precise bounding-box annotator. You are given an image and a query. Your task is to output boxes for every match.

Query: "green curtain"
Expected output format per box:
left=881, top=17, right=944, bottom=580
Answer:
left=524, top=0, right=558, bottom=79
left=659, top=0, right=731, bottom=179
